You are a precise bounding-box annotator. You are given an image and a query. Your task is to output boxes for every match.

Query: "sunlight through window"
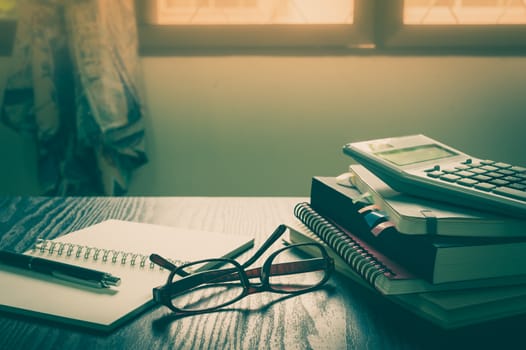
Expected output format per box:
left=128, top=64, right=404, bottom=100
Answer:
left=155, top=0, right=354, bottom=24
left=404, top=0, right=526, bottom=24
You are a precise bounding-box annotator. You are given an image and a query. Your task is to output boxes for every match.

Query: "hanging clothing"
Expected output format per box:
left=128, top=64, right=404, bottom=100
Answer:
left=2, top=0, right=147, bottom=195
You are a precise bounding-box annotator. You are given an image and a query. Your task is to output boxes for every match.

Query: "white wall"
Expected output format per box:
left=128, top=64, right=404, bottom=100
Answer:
left=1, top=55, right=526, bottom=196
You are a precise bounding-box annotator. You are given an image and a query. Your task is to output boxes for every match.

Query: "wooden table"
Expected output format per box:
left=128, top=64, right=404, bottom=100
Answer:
left=0, top=196, right=525, bottom=350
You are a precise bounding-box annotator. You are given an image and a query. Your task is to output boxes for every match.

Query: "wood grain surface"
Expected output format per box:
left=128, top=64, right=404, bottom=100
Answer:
left=0, top=196, right=525, bottom=350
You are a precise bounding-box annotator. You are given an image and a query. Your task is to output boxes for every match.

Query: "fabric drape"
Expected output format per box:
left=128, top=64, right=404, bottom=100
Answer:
left=1, top=0, right=147, bottom=195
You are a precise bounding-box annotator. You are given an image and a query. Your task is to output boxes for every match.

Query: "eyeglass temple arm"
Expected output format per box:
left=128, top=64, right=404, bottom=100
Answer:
left=205, top=258, right=328, bottom=282
left=153, top=224, right=288, bottom=275
left=245, top=258, right=329, bottom=278
left=162, top=258, right=329, bottom=295
left=150, top=254, right=190, bottom=277
left=241, top=224, right=287, bottom=269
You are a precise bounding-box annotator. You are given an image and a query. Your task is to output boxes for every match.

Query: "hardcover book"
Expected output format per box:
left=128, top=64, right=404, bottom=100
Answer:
left=291, top=203, right=526, bottom=293
left=347, top=164, right=526, bottom=237
left=308, top=177, right=526, bottom=283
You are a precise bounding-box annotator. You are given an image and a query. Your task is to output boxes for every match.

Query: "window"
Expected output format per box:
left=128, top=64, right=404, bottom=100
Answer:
left=153, top=0, right=354, bottom=24
left=404, top=0, right=526, bottom=25
left=381, top=0, right=526, bottom=50
left=138, top=0, right=374, bottom=51
left=1, top=0, right=525, bottom=55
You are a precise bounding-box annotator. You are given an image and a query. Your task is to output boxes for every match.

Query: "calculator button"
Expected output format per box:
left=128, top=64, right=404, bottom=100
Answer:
left=468, top=168, right=487, bottom=174
left=494, top=162, right=512, bottom=169
left=485, top=172, right=504, bottom=178
left=509, top=183, right=526, bottom=191
left=469, top=161, right=485, bottom=167
left=473, top=174, right=492, bottom=182
left=427, top=171, right=444, bottom=178
left=497, top=169, right=515, bottom=176
left=493, top=187, right=526, bottom=201
left=456, top=170, right=475, bottom=178
left=457, top=178, right=478, bottom=187
left=480, top=165, right=498, bottom=172
left=455, top=165, right=470, bottom=170
left=510, top=166, right=526, bottom=173
left=442, top=168, right=458, bottom=174
left=489, top=179, right=510, bottom=187
left=475, top=183, right=497, bottom=191
left=440, top=174, right=461, bottom=182
left=480, top=160, right=496, bottom=165
left=503, top=176, right=521, bottom=183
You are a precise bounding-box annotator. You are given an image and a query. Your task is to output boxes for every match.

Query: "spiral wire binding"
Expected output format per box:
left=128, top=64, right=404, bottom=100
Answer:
left=32, top=239, right=187, bottom=271
left=294, top=202, right=394, bottom=287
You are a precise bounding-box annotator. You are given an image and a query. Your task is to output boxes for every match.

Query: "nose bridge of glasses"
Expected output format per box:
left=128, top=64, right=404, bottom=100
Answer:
left=245, top=283, right=268, bottom=294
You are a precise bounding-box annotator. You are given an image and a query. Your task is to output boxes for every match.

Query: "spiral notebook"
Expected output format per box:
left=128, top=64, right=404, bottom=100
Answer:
left=291, top=202, right=526, bottom=295
left=0, top=220, right=254, bottom=331
left=287, top=220, right=526, bottom=329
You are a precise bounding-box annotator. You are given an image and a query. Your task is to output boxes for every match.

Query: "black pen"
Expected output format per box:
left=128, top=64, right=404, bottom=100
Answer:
left=0, top=250, right=121, bottom=289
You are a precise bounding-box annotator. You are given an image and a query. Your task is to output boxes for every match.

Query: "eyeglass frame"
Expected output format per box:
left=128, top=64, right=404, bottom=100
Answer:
left=150, top=224, right=334, bottom=315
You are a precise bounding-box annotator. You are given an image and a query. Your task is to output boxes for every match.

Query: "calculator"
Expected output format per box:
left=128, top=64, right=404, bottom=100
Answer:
left=343, top=134, right=526, bottom=218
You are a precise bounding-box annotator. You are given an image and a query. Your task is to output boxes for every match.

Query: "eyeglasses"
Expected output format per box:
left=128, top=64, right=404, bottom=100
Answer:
left=150, top=224, right=334, bottom=315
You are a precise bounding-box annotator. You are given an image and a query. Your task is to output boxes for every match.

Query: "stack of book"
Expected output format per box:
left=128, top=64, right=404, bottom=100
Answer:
left=288, top=164, right=526, bottom=329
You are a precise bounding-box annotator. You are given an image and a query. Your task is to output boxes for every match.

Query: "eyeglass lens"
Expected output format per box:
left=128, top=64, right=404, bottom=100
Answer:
left=266, top=244, right=329, bottom=293
left=170, top=260, right=245, bottom=312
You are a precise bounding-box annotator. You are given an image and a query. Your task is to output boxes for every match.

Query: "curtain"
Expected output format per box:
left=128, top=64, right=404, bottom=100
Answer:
left=1, top=0, right=147, bottom=195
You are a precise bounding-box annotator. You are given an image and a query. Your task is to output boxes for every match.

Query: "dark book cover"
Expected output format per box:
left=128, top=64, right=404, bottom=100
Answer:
left=309, top=176, right=526, bottom=283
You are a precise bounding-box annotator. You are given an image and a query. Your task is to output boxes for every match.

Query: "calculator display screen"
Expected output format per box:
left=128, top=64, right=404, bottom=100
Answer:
left=375, top=144, right=457, bottom=166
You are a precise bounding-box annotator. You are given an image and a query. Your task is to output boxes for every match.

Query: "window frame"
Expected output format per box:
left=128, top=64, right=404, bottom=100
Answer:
left=1, top=0, right=526, bottom=56
left=378, top=0, right=526, bottom=51
left=136, top=0, right=375, bottom=54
